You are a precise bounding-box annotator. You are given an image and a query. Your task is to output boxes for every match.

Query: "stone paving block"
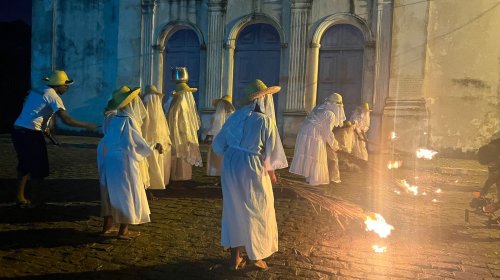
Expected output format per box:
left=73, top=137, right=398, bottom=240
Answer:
left=312, top=264, right=339, bottom=275
left=452, top=271, right=485, bottom=280
left=430, top=262, right=461, bottom=271
left=421, top=268, right=455, bottom=278
left=349, top=262, right=374, bottom=273
left=491, top=269, right=500, bottom=278
left=460, top=264, right=493, bottom=276
left=338, top=268, right=366, bottom=278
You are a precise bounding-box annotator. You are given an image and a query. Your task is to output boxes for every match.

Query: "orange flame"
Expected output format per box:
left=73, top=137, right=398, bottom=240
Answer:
left=416, top=148, right=438, bottom=159
left=390, top=131, right=397, bottom=140
left=365, top=213, right=394, bottom=238
left=387, top=160, right=402, bottom=169
left=372, top=245, right=387, bottom=253
left=400, top=179, right=419, bottom=196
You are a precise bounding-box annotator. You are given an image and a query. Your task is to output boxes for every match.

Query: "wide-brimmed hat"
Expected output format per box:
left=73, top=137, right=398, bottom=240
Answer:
left=237, top=79, right=281, bottom=106
left=359, top=102, right=372, bottom=111
left=43, top=70, right=74, bottom=86
left=342, top=120, right=352, bottom=127
left=146, top=85, right=163, bottom=96
left=106, top=86, right=141, bottom=110
left=326, top=93, right=343, bottom=104
left=212, top=95, right=233, bottom=106
left=173, top=82, right=197, bottom=95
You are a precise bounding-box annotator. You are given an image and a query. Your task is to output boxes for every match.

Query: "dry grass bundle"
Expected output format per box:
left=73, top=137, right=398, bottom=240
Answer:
left=278, top=178, right=366, bottom=229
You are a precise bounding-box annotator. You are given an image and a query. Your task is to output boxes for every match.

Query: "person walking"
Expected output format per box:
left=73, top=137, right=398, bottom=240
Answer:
left=97, top=86, right=163, bottom=239
left=212, top=79, right=285, bottom=270
left=206, top=95, right=235, bottom=181
left=141, top=85, right=172, bottom=194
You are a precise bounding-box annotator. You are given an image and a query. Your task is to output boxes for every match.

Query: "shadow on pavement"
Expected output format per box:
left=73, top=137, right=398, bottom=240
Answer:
left=6, top=258, right=263, bottom=280
left=0, top=204, right=99, bottom=224
left=0, top=179, right=101, bottom=203
left=0, top=228, right=109, bottom=250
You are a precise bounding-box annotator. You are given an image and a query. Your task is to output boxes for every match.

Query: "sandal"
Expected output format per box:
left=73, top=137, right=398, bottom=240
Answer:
left=100, top=227, right=119, bottom=235
left=231, top=257, right=247, bottom=271
left=117, top=231, right=141, bottom=240
left=254, top=260, right=269, bottom=271
left=16, top=199, right=32, bottom=208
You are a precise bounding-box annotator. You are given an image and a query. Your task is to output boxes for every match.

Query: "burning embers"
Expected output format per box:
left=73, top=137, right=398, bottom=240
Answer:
left=365, top=213, right=394, bottom=253
left=416, top=148, right=438, bottom=159
left=387, top=160, right=403, bottom=169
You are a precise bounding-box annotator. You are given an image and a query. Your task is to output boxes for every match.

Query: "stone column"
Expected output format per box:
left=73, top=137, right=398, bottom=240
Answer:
left=152, top=44, right=165, bottom=91
left=204, top=0, right=226, bottom=109
left=282, top=0, right=311, bottom=147
left=141, top=0, right=157, bottom=88
left=380, top=0, right=429, bottom=152
left=304, top=42, right=320, bottom=112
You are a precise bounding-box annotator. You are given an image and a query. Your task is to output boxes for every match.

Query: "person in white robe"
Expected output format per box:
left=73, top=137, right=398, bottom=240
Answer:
left=262, top=93, right=289, bottom=170
left=141, top=85, right=172, bottom=191
left=212, top=79, right=285, bottom=271
left=350, top=103, right=371, bottom=162
left=168, top=82, right=203, bottom=182
left=206, top=95, right=235, bottom=178
left=289, top=93, right=346, bottom=185
left=97, top=86, right=163, bottom=239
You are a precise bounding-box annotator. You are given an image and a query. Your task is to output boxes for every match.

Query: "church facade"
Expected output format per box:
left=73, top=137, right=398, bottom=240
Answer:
left=31, top=0, right=500, bottom=153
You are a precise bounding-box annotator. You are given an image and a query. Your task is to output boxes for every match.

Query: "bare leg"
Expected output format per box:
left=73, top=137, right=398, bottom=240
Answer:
left=101, top=216, right=114, bottom=233
left=16, top=174, right=29, bottom=203
left=118, top=223, right=129, bottom=236
left=230, top=247, right=245, bottom=269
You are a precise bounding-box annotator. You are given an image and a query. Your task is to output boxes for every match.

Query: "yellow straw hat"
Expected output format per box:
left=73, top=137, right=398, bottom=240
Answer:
left=43, top=70, right=74, bottom=86
left=212, top=94, right=233, bottom=106
left=173, top=82, right=197, bottom=96
left=360, top=102, right=372, bottom=111
left=145, top=85, right=163, bottom=96
left=237, top=79, right=281, bottom=106
left=106, top=86, right=141, bottom=110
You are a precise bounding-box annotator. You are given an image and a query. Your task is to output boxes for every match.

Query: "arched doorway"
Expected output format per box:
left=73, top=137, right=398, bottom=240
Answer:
left=164, top=29, right=201, bottom=104
left=317, top=24, right=364, bottom=116
left=233, top=23, right=280, bottom=112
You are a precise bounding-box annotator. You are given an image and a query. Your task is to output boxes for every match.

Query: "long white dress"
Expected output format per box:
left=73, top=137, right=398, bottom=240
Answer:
left=97, top=111, right=152, bottom=225
left=206, top=101, right=233, bottom=176
left=350, top=108, right=370, bottom=161
left=212, top=102, right=282, bottom=260
left=168, top=91, right=203, bottom=180
left=142, top=93, right=172, bottom=189
left=289, top=103, right=339, bottom=185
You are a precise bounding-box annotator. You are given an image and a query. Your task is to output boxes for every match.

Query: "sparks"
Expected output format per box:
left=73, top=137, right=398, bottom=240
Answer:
left=390, top=131, right=397, bottom=140
left=372, top=245, right=387, bottom=253
left=422, top=191, right=427, bottom=196
left=393, top=189, right=401, bottom=195
left=399, top=179, right=419, bottom=196
left=432, top=199, right=438, bottom=203
left=416, top=148, right=438, bottom=159
left=435, top=188, right=442, bottom=193
left=387, top=160, right=402, bottom=169
left=365, top=213, right=394, bottom=238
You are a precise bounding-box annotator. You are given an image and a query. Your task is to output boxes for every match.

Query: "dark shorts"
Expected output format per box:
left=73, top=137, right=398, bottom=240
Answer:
left=11, top=127, right=49, bottom=179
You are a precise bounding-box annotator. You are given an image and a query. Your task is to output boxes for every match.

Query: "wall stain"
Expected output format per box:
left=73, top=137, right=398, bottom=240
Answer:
left=452, top=78, right=490, bottom=90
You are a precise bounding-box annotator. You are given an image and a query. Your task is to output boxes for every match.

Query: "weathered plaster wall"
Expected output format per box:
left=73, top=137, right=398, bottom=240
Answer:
left=54, top=0, right=114, bottom=129
left=423, top=0, right=500, bottom=152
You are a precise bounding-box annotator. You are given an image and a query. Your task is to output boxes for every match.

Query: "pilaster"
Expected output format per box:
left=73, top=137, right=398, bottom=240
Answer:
left=285, top=0, right=311, bottom=112
left=141, top=0, right=157, bottom=88
left=204, top=0, right=227, bottom=109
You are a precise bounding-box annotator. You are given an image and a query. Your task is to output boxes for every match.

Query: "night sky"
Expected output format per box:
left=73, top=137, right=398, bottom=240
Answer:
left=0, top=0, right=31, bottom=24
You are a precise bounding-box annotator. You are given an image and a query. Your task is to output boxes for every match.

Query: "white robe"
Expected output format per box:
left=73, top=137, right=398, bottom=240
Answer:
left=350, top=108, right=370, bottom=161
left=289, top=105, right=339, bottom=186
left=142, top=93, right=172, bottom=189
left=168, top=91, right=202, bottom=180
left=97, top=114, right=152, bottom=225
left=212, top=103, right=282, bottom=260
left=206, top=101, right=233, bottom=176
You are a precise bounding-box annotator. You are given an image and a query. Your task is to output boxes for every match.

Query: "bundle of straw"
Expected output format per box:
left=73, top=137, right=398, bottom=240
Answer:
left=278, top=177, right=366, bottom=229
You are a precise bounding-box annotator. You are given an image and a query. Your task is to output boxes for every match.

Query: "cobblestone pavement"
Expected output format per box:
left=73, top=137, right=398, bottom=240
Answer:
left=0, top=134, right=499, bottom=279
